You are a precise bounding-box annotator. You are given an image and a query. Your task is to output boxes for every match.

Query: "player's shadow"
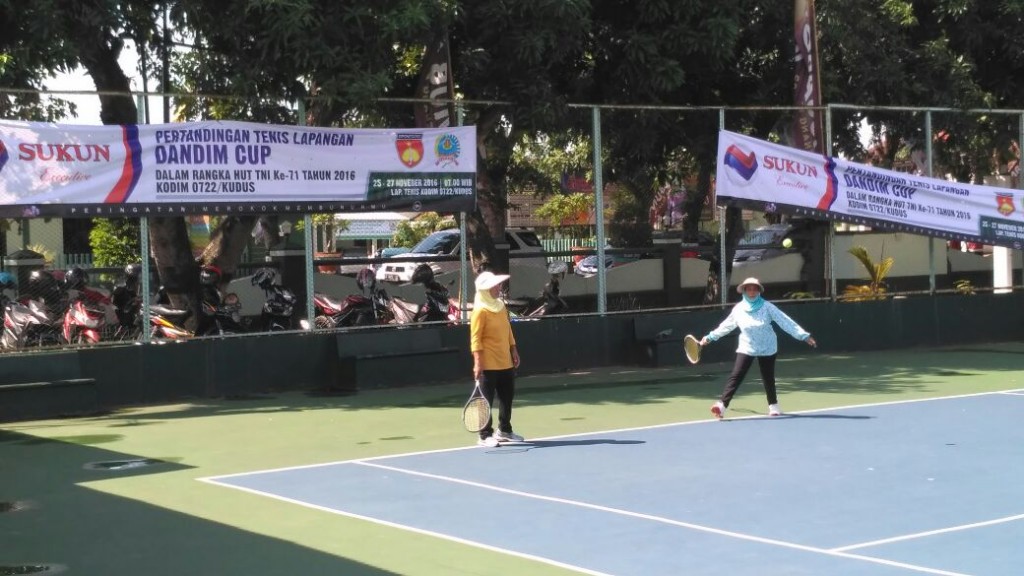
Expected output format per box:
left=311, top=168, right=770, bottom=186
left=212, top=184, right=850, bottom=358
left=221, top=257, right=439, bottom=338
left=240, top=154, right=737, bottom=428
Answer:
left=728, top=408, right=873, bottom=420
left=777, top=413, right=873, bottom=420
left=491, top=439, right=645, bottom=453
left=782, top=412, right=872, bottom=416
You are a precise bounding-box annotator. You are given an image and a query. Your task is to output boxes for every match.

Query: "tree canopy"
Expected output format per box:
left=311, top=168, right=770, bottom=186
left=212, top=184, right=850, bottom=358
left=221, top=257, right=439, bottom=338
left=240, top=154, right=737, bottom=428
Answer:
left=2, top=0, right=1023, bottom=284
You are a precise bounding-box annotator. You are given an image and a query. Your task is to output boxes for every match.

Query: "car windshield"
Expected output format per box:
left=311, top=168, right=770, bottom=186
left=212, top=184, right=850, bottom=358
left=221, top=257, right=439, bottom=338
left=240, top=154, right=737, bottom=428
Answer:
left=508, top=230, right=543, bottom=248
left=740, top=229, right=786, bottom=246
left=412, top=232, right=459, bottom=255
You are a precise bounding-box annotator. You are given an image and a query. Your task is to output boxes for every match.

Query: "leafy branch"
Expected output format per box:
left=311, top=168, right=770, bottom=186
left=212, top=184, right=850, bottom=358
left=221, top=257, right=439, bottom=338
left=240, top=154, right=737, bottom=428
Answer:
left=841, top=245, right=894, bottom=301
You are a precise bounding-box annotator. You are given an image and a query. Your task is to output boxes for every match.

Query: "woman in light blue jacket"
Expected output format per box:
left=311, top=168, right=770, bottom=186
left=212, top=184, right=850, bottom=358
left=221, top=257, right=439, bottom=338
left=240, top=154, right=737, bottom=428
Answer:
left=701, top=277, right=817, bottom=418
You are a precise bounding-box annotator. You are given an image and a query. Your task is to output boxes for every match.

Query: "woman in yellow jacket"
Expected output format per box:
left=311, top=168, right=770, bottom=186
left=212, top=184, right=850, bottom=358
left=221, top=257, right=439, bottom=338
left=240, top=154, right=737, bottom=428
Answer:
left=470, top=271, right=523, bottom=447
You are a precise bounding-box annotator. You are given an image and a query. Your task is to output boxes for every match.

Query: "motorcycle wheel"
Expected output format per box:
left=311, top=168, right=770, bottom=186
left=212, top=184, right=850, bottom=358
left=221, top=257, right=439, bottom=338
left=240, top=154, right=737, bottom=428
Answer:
left=314, top=315, right=335, bottom=330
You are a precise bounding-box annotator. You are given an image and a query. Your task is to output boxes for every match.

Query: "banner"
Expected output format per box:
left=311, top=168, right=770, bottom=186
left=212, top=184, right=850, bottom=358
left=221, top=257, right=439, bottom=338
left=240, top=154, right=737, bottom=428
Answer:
left=717, top=130, right=1024, bottom=249
left=792, top=0, right=824, bottom=154
left=414, top=32, right=456, bottom=129
left=0, top=120, right=477, bottom=218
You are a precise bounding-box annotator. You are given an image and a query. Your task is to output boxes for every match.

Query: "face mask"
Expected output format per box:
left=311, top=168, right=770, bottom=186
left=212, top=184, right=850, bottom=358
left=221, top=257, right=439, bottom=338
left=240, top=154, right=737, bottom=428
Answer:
left=474, top=287, right=505, bottom=313
left=742, top=292, right=764, bottom=312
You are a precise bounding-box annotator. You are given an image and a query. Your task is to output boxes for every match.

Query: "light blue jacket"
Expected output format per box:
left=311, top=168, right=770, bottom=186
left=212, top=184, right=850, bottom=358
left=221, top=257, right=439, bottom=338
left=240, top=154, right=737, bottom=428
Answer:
left=705, top=300, right=811, bottom=356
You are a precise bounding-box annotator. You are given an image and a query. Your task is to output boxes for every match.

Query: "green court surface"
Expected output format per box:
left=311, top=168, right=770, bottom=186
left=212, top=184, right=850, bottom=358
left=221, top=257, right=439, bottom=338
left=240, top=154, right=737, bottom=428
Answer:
left=2, top=342, right=1022, bottom=575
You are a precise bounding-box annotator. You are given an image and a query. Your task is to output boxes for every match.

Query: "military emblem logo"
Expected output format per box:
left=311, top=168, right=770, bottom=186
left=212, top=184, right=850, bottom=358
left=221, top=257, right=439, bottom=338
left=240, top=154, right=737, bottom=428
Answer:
left=996, top=193, right=1015, bottom=216
left=396, top=133, right=424, bottom=168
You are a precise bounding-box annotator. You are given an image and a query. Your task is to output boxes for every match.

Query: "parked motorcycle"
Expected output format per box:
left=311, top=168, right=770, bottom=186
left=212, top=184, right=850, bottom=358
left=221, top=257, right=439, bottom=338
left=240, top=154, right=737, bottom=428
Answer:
left=506, top=261, right=569, bottom=318
left=110, top=264, right=193, bottom=340
left=148, top=304, right=194, bottom=339
left=313, top=268, right=415, bottom=328
left=409, top=264, right=459, bottom=323
left=195, top=264, right=245, bottom=336
left=61, top=267, right=117, bottom=344
left=2, top=270, right=64, bottom=349
left=251, top=268, right=297, bottom=331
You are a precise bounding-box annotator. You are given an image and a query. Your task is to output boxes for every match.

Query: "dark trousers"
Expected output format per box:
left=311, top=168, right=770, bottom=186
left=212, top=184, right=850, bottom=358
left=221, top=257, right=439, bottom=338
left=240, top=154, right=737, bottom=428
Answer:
left=719, top=353, right=778, bottom=407
left=479, top=368, right=516, bottom=438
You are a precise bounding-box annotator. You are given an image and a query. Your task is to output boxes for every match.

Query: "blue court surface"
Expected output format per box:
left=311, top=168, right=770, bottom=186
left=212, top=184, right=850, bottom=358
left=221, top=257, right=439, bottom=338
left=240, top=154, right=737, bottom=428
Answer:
left=204, top=391, right=1024, bottom=576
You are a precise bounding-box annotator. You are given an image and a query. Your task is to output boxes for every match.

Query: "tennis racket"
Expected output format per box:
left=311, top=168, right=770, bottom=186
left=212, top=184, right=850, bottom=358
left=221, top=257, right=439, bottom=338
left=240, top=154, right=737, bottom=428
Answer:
left=462, top=380, right=491, bottom=432
left=683, top=334, right=702, bottom=364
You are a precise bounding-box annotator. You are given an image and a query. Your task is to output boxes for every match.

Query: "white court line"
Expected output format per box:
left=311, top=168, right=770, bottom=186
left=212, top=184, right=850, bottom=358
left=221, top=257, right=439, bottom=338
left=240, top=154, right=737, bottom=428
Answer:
left=197, top=476, right=616, bottom=576
left=832, top=513, right=1024, bottom=552
left=199, top=387, right=1024, bottom=483
left=998, top=391, right=1024, bottom=396
left=355, top=461, right=970, bottom=576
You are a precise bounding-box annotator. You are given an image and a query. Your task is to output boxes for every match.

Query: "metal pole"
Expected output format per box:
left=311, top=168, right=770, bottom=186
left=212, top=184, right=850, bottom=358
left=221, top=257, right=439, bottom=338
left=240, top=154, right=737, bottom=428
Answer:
left=1018, top=113, right=1024, bottom=288
left=592, top=106, right=607, bottom=314
left=825, top=105, right=836, bottom=299
left=925, top=111, right=935, bottom=294
left=137, top=95, right=152, bottom=342
left=296, top=99, right=315, bottom=325
left=718, top=108, right=727, bottom=305
left=457, top=101, right=469, bottom=321
left=140, top=218, right=151, bottom=343
left=162, top=2, right=171, bottom=124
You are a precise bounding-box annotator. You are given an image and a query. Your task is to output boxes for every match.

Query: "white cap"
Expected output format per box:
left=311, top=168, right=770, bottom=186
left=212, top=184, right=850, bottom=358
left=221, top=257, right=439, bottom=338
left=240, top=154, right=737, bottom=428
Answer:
left=475, top=271, right=510, bottom=290
left=736, top=277, right=763, bottom=294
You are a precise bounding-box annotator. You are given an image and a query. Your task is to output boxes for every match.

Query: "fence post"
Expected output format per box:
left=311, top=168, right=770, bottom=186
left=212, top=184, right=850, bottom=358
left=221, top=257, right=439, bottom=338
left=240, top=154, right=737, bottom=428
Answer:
left=654, top=238, right=682, bottom=306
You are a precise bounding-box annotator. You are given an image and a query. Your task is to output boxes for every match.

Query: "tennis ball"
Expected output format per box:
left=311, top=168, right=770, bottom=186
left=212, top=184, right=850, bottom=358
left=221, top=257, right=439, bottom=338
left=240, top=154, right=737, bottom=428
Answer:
left=782, top=238, right=793, bottom=249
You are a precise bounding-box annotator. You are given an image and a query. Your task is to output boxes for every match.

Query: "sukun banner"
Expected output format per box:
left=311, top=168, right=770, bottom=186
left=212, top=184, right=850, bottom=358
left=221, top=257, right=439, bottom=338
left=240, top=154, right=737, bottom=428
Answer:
left=0, top=120, right=477, bottom=218
left=717, top=130, right=1024, bottom=249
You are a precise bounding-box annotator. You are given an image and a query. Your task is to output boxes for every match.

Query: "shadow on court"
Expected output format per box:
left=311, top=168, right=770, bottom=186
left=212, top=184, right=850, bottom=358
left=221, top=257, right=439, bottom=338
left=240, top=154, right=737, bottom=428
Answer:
left=0, top=429, right=402, bottom=576
left=504, top=439, right=645, bottom=449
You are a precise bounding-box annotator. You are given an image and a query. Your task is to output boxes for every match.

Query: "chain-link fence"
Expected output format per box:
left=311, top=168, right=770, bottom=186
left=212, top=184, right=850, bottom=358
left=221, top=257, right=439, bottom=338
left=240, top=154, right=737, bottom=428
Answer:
left=1, top=90, right=1022, bottom=352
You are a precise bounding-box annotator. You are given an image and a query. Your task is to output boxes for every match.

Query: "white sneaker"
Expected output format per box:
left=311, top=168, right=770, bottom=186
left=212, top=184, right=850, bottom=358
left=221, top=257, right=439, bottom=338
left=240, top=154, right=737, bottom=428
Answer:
left=493, top=430, right=524, bottom=443
left=711, top=401, right=726, bottom=419
left=768, top=404, right=782, bottom=417
left=477, top=436, right=499, bottom=447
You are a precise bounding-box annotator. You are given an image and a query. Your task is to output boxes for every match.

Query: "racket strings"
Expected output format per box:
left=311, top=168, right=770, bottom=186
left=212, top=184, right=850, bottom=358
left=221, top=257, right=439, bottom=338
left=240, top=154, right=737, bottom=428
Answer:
left=463, top=397, right=490, bottom=432
left=684, top=336, right=701, bottom=363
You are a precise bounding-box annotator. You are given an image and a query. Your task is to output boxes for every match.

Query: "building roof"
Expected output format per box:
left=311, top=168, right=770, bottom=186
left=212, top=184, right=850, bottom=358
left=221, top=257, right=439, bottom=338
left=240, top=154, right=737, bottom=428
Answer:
left=335, top=218, right=403, bottom=240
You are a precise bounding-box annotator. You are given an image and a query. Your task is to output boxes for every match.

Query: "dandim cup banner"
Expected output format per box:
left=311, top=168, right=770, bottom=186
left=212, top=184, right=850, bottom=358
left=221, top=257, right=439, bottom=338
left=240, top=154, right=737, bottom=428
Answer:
left=717, top=130, right=1024, bottom=249
left=0, top=120, right=476, bottom=218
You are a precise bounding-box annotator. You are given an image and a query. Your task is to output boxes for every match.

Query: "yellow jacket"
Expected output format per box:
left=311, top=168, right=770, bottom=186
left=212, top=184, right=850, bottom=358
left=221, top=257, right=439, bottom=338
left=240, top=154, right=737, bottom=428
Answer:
left=469, top=307, right=516, bottom=370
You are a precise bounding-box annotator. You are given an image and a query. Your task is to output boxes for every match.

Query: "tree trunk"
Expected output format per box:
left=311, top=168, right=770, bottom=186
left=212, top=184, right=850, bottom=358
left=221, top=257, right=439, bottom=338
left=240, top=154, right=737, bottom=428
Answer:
left=149, top=217, right=200, bottom=324
left=200, top=216, right=257, bottom=283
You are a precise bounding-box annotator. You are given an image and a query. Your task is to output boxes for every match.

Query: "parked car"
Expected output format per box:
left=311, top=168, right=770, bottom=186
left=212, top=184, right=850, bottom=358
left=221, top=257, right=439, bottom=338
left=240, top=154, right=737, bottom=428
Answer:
left=574, top=249, right=643, bottom=276
left=376, top=228, right=547, bottom=283
left=733, top=222, right=808, bottom=266
left=371, top=246, right=412, bottom=271
left=681, top=231, right=719, bottom=260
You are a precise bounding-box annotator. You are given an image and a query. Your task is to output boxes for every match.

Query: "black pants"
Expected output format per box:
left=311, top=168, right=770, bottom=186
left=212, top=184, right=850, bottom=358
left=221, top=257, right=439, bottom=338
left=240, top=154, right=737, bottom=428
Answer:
left=719, top=353, right=778, bottom=407
left=478, top=368, right=515, bottom=438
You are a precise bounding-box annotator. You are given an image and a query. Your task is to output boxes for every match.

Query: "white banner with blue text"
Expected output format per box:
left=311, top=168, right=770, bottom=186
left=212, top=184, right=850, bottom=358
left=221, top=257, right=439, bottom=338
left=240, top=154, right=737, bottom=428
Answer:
left=717, top=130, right=1024, bottom=248
left=0, top=120, right=476, bottom=218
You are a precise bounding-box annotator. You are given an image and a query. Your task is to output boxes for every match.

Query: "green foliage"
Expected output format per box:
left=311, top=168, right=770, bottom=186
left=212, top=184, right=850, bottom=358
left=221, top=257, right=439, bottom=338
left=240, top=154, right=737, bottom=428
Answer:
left=391, top=212, right=454, bottom=248
left=841, top=245, right=895, bottom=301
left=26, top=243, right=54, bottom=266
left=88, top=218, right=141, bottom=267
left=534, top=193, right=593, bottom=238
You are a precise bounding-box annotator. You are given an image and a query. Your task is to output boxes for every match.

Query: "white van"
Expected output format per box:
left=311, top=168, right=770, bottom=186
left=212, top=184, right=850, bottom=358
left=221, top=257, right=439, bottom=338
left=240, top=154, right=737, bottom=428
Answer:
left=376, top=228, right=547, bottom=283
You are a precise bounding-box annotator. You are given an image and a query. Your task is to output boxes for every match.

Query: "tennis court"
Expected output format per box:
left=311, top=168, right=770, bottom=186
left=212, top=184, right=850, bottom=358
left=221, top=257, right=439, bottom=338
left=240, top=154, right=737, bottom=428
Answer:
left=3, top=343, right=1023, bottom=575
